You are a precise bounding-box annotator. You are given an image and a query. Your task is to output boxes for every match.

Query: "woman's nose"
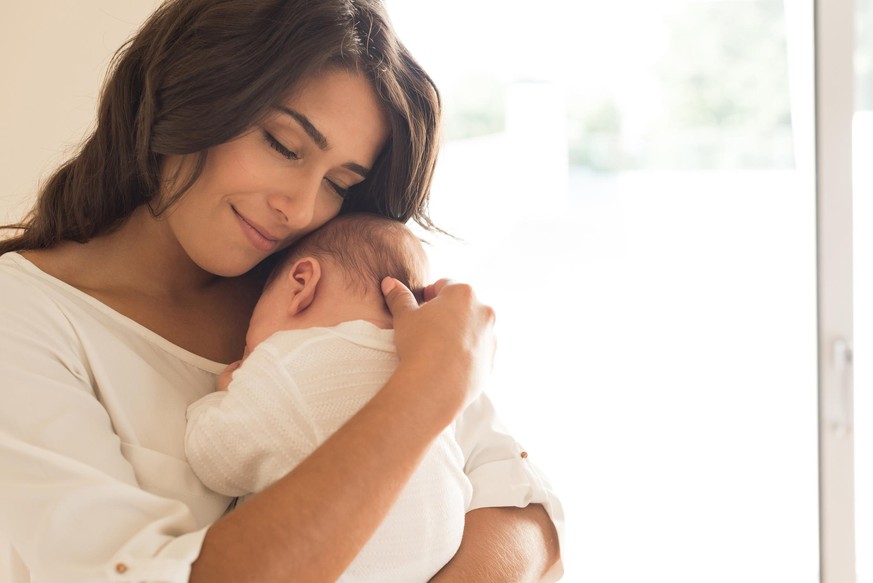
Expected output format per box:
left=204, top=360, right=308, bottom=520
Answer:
left=267, top=174, right=319, bottom=229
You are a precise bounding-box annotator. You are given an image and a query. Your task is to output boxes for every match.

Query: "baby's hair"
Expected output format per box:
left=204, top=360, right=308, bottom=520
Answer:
left=271, top=213, right=428, bottom=303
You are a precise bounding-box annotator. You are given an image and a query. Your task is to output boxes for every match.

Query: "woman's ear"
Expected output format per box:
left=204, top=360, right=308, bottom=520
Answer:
left=285, top=257, right=322, bottom=316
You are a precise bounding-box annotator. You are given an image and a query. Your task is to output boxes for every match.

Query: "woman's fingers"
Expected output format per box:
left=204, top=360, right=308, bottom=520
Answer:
left=422, top=278, right=452, bottom=303
left=383, top=276, right=497, bottom=413
left=381, top=277, right=419, bottom=317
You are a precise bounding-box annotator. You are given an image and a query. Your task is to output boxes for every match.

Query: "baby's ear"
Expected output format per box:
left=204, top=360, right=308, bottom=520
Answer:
left=287, top=257, right=321, bottom=315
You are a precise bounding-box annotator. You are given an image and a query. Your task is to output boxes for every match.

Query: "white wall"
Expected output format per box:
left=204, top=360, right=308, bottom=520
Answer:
left=0, top=2, right=158, bottom=224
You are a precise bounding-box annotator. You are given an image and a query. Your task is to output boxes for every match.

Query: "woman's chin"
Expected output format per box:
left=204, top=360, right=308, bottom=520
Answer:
left=193, top=253, right=263, bottom=279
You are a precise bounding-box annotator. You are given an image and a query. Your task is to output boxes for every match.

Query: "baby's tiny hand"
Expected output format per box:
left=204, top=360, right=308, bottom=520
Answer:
left=216, top=360, right=242, bottom=391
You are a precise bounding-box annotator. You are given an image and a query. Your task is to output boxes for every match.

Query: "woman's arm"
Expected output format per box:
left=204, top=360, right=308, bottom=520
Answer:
left=190, top=364, right=456, bottom=581
left=440, top=390, right=566, bottom=582
left=429, top=505, right=561, bottom=582
left=190, top=278, right=494, bottom=582
left=2, top=272, right=496, bottom=582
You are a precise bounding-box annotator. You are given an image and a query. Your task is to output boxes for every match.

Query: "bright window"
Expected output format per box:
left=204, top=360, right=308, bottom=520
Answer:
left=389, top=1, right=821, bottom=580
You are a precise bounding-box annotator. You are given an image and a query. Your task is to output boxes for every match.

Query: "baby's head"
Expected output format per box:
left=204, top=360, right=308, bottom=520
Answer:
left=245, top=213, right=429, bottom=353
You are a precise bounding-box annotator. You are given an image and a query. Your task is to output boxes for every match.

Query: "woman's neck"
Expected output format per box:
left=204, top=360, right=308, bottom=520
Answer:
left=21, top=205, right=264, bottom=364
left=40, top=205, right=223, bottom=300
left=94, top=205, right=221, bottom=298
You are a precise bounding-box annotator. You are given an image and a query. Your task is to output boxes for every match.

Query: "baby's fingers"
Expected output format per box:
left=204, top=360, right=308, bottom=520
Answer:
left=216, top=360, right=242, bottom=391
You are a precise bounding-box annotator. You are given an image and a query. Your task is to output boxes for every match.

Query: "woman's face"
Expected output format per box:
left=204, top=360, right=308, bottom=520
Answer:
left=160, top=68, right=390, bottom=277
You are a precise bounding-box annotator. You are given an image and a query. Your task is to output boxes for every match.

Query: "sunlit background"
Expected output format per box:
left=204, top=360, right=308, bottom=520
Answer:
left=385, top=0, right=871, bottom=580
left=0, top=1, right=869, bottom=581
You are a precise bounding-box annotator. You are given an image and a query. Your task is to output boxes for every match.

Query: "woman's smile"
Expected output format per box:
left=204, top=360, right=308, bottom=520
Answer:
left=232, top=205, right=281, bottom=253
left=158, top=68, right=389, bottom=278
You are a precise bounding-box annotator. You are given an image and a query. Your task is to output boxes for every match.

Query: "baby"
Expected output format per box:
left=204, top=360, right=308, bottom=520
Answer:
left=185, top=212, right=472, bottom=582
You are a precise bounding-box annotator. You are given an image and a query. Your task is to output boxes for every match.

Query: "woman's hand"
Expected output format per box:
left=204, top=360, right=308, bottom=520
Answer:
left=381, top=277, right=496, bottom=419
left=194, top=279, right=498, bottom=582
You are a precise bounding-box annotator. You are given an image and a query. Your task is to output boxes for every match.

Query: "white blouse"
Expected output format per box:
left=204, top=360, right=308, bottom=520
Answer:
left=0, top=252, right=564, bottom=582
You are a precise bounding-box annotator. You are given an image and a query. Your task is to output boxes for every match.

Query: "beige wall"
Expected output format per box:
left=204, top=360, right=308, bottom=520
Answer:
left=0, top=1, right=158, bottom=224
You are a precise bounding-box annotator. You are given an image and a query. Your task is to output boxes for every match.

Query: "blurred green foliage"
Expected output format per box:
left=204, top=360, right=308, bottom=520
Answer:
left=567, top=0, right=794, bottom=171
left=443, top=2, right=840, bottom=171
left=441, top=77, right=506, bottom=140
left=648, top=0, right=793, bottom=168
left=567, top=97, right=626, bottom=172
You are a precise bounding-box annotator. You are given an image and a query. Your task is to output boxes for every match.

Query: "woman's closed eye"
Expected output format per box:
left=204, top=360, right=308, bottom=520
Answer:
left=263, top=129, right=353, bottom=199
left=263, top=131, right=299, bottom=160
left=325, top=179, right=350, bottom=199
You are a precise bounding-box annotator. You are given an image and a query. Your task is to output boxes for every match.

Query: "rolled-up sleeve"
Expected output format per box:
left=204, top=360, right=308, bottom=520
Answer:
left=454, top=394, right=565, bottom=581
left=1, top=432, right=209, bottom=582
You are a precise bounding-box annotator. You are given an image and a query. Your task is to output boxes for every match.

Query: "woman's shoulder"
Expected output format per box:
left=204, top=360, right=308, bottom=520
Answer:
left=0, top=252, right=92, bottom=382
left=0, top=250, right=109, bottom=351
left=0, top=250, right=32, bottom=271
left=0, top=252, right=86, bottom=341
left=0, top=251, right=55, bottom=294
left=0, top=251, right=79, bottom=306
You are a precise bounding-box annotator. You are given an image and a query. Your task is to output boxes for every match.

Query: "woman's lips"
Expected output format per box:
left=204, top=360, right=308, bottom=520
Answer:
left=232, top=207, right=279, bottom=253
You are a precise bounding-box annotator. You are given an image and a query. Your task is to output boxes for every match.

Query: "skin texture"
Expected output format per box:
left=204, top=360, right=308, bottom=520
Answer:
left=430, top=505, right=560, bottom=582
left=21, top=69, right=561, bottom=581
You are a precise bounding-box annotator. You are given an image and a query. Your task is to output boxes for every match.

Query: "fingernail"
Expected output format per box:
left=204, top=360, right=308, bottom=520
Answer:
left=381, top=277, right=396, bottom=295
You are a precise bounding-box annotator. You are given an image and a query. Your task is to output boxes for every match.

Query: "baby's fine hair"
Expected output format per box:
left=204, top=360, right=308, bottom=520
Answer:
left=273, top=213, right=428, bottom=302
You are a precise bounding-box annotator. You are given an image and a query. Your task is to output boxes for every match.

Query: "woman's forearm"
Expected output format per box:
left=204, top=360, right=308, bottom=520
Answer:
left=191, top=278, right=495, bottom=582
left=429, top=505, right=561, bottom=583
left=190, top=363, right=459, bottom=583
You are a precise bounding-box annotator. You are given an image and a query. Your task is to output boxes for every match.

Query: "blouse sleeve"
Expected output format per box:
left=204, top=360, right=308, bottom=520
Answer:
left=454, top=393, right=566, bottom=582
left=0, top=281, right=209, bottom=583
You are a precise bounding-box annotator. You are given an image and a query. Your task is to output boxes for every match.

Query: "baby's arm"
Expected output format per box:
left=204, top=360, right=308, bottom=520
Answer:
left=185, top=347, right=320, bottom=497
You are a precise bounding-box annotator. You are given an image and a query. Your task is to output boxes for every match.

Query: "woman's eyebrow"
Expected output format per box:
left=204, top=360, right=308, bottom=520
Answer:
left=274, top=105, right=328, bottom=149
left=273, top=105, right=371, bottom=178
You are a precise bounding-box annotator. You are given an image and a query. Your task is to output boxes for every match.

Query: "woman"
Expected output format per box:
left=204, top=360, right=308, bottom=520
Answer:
left=0, top=0, right=562, bottom=581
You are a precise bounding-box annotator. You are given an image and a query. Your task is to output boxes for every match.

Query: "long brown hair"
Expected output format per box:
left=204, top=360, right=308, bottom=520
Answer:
left=0, top=0, right=441, bottom=255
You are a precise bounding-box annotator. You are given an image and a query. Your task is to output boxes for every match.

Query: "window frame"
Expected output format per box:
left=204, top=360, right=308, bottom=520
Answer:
left=815, top=0, right=858, bottom=580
